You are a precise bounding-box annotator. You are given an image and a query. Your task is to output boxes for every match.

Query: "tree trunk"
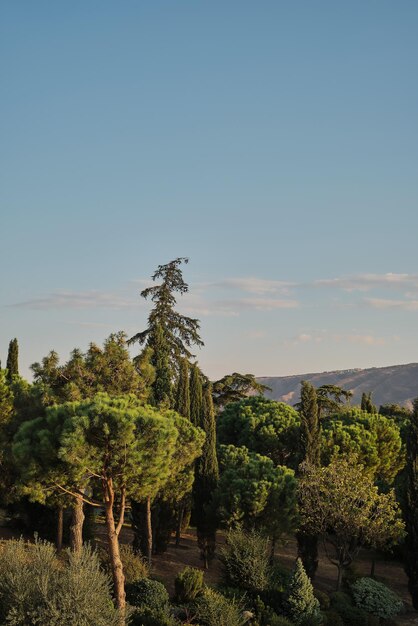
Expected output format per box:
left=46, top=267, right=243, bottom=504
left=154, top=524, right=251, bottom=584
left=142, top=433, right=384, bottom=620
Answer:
left=175, top=503, right=184, bottom=547
left=104, top=487, right=126, bottom=617
left=370, top=557, right=376, bottom=577
left=145, top=496, right=153, bottom=565
left=336, top=564, right=343, bottom=590
left=56, top=505, right=64, bottom=552
left=269, top=536, right=276, bottom=564
left=70, top=494, right=84, bottom=553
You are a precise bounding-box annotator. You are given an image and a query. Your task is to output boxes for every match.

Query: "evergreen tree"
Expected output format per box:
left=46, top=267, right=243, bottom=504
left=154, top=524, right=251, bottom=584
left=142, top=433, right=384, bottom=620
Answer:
left=129, top=258, right=203, bottom=408
left=299, top=381, right=320, bottom=466
left=6, top=338, right=19, bottom=381
left=283, top=558, right=321, bottom=625
left=404, top=397, right=418, bottom=609
left=190, top=363, right=203, bottom=427
left=0, top=369, right=13, bottom=427
left=297, top=381, right=320, bottom=579
left=361, top=391, right=377, bottom=414
left=175, top=358, right=190, bottom=418
left=194, top=383, right=219, bottom=568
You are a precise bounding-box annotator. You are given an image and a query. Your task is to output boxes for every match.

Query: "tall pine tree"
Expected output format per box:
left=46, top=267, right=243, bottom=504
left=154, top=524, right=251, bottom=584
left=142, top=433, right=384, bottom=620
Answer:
left=194, top=382, right=219, bottom=568
left=404, top=397, right=418, bottom=609
left=297, top=381, right=320, bottom=580
left=129, top=258, right=203, bottom=408
left=6, top=338, right=19, bottom=381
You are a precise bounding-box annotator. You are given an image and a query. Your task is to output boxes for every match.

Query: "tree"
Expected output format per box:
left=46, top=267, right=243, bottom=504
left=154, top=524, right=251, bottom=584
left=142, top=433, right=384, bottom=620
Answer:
left=13, top=394, right=203, bottom=615
left=128, top=258, right=203, bottom=407
left=283, top=558, right=321, bottom=625
left=217, top=396, right=300, bottom=468
left=175, top=358, right=190, bottom=418
left=194, top=383, right=219, bottom=567
left=298, top=456, right=405, bottom=590
left=297, top=381, right=321, bottom=580
left=190, top=363, right=203, bottom=427
left=214, top=445, right=297, bottom=558
left=6, top=338, right=19, bottom=381
left=361, top=391, right=377, bottom=414
left=404, top=397, right=418, bottom=609
left=212, top=372, right=270, bottom=408
left=0, top=369, right=13, bottom=427
left=321, top=408, right=405, bottom=487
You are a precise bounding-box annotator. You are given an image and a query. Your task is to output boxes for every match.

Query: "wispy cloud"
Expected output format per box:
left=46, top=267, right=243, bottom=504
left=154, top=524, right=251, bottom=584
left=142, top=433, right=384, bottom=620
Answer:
left=286, top=331, right=393, bottom=347
left=365, top=297, right=418, bottom=311
left=314, top=273, right=418, bottom=292
left=9, top=290, right=141, bottom=310
left=205, top=277, right=295, bottom=295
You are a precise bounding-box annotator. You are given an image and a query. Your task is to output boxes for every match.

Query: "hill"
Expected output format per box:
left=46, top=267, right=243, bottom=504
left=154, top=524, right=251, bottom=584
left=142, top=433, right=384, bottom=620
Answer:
left=258, top=362, right=418, bottom=409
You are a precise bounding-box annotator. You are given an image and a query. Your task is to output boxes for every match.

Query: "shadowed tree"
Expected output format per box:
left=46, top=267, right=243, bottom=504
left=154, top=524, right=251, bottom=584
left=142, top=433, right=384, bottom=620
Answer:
left=6, top=338, right=19, bottom=381
left=194, top=383, right=219, bottom=567
left=404, top=397, right=418, bottom=609
left=190, top=363, right=203, bottom=427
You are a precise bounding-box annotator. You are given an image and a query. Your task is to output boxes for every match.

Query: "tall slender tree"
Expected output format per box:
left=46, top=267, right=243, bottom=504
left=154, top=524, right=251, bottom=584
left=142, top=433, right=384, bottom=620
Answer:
left=6, top=338, right=19, bottom=381
left=175, top=358, right=190, bottom=419
left=194, top=383, right=219, bottom=568
left=190, top=363, right=203, bottom=427
left=297, top=381, right=321, bottom=579
left=404, top=397, right=418, bottom=608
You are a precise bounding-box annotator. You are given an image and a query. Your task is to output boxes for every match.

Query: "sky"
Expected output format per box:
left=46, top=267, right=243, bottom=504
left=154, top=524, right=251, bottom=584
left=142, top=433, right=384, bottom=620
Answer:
left=1, top=1, right=418, bottom=380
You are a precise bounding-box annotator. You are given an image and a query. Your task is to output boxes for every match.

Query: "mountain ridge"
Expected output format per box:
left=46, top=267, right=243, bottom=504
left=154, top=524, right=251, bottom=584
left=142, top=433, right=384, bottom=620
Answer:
left=257, top=362, right=418, bottom=409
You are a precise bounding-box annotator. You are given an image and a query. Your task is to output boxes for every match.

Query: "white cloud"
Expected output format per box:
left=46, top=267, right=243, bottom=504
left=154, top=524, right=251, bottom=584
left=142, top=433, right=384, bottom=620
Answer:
left=9, top=290, right=141, bottom=310
left=315, top=273, right=418, bottom=292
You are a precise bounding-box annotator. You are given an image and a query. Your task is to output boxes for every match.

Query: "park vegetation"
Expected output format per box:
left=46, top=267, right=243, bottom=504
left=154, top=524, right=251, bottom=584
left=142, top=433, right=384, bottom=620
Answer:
left=0, top=258, right=416, bottom=624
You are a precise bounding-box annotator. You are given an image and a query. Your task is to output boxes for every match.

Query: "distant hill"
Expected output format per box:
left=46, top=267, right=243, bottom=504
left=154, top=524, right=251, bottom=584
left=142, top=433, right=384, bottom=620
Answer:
left=258, top=363, right=418, bottom=410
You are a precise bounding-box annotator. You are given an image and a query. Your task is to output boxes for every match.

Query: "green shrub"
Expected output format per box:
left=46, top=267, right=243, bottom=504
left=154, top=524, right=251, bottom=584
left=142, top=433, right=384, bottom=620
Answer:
left=330, top=591, right=352, bottom=607
left=282, top=559, right=321, bottom=625
left=175, top=566, right=204, bottom=603
left=332, top=601, right=368, bottom=626
left=314, top=589, right=330, bottom=610
left=351, top=577, right=404, bottom=619
left=269, top=561, right=292, bottom=592
left=193, top=587, right=245, bottom=626
left=219, top=528, right=270, bottom=593
left=0, top=539, right=121, bottom=626
left=126, top=578, right=170, bottom=614
left=100, top=543, right=149, bottom=584
left=322, top=609, right=344, bottom=625
left=129, top=607, right=176, bottom=626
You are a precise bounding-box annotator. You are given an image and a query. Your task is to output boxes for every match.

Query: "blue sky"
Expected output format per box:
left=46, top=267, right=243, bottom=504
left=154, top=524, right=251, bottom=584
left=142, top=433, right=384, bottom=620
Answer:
left=1, top=1, right=417, bottom=379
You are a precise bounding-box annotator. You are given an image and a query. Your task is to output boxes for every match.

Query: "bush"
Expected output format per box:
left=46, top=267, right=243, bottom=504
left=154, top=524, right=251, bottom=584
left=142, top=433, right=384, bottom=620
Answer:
left=129, top=607, right=176, bottom=626
left=282, top=559, right=321, bottom=625
left=351, top=577, right=404, bottom=619
left=314, top=589, right=330, bottom=610
left=193, top=587, right=245, bottom=626
left=322, top=609, right=344, bottom=626
left=175, top=566, right=204, bottom=603
left=0, top=539, right=121, bottom=626
left=126, top=578, right=170, bottom=614
left=219, top=528, right=270, bottom=593
left=100, top=543, right=149, bottom=584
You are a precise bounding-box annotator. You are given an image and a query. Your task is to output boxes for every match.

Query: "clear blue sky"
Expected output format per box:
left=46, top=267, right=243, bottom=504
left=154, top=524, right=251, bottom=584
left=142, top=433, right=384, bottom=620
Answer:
left=1, top=1, right=418, bottom=379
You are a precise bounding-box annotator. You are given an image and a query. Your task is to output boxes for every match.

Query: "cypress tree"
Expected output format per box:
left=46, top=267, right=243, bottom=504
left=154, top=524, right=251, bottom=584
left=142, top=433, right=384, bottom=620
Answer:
left=175, top=358, right=190, bottom=418
left=190, top=363, right=203, bottom=427
left=404, top=397, right=418, bottom=609
left=0, top=369, right=13, bottom=426
left=6, top=338, right=19, bottom=381
left=361, top=391, right=377, bottom=414
left=194, top=382, right=219, bottom=568
left=297, top=381, right=320, bottom=579
left=149, top=323, right=172, bottom=408
left=283, top=558, right=321, bottom=625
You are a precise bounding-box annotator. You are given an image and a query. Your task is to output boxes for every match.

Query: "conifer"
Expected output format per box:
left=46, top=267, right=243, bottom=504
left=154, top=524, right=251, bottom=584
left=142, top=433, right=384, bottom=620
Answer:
left=6, top=338, right=19, bottom=381
left=175, top=358, right=190, bottom=418
left=404, top=397, right=418, bottom=608
left=283, top=558, right=321, bottom=625
left=190, top=363, right=203, bottom=427
left=194, top=383, right=219, bottom=568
